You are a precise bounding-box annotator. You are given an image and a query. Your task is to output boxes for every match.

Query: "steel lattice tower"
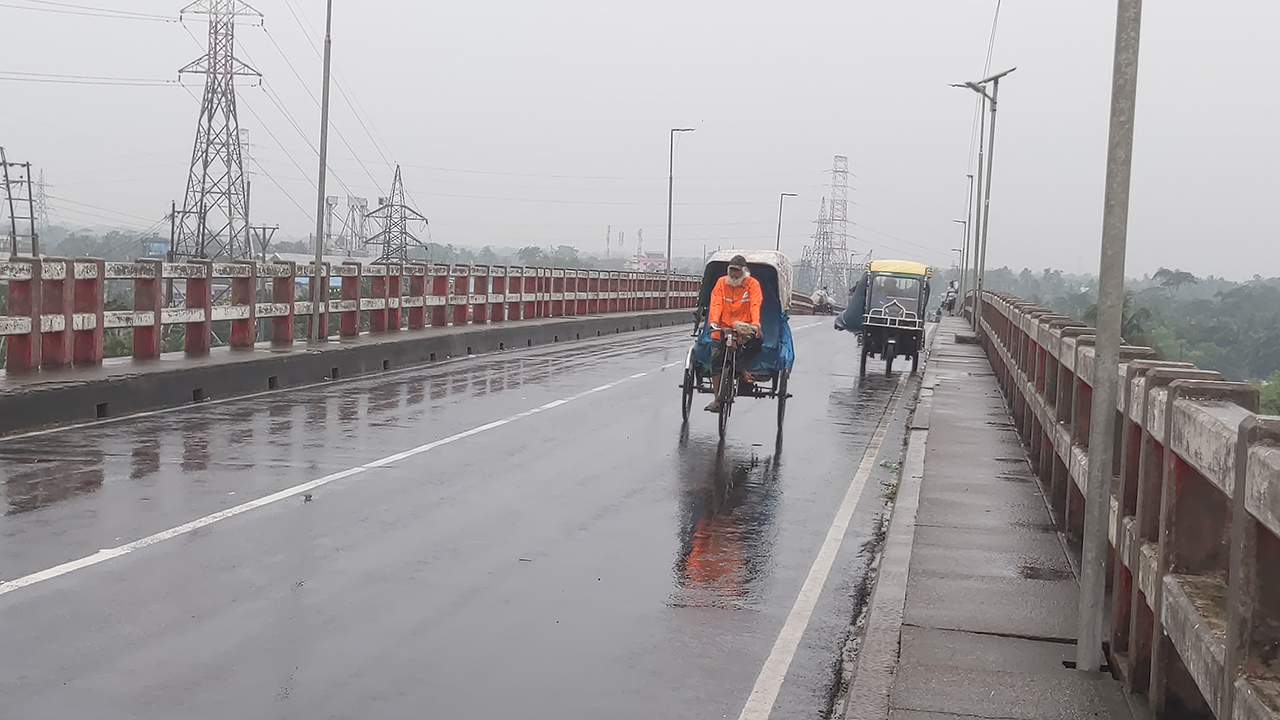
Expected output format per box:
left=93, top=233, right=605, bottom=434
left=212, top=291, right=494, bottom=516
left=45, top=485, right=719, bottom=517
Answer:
left=366, top=166, right=428, bottom=263
left=795, top=156, right=856, bottom=297
left=339, top=196, right=369, bottom=254
left=175, top=0, right=260, bottom=261
left=1, top=149, right=39, bottom=258
left=34, top=171, right=49, bottom=237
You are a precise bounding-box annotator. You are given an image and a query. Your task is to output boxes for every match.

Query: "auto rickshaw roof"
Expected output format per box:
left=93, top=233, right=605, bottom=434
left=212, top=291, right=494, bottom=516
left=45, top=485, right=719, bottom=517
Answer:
left=867, top=259, right=931, bottom=277
left=705, top=250, right=793, bottom=310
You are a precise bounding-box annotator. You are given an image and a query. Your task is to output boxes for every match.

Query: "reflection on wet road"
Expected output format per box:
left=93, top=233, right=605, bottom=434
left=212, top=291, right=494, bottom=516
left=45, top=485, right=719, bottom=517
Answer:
left=0, top=321, right=916, bottom=720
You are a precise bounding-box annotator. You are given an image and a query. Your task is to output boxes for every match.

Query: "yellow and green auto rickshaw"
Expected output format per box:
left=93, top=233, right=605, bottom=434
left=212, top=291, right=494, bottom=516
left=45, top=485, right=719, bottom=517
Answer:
left=836, top=260, right=932, bottom=378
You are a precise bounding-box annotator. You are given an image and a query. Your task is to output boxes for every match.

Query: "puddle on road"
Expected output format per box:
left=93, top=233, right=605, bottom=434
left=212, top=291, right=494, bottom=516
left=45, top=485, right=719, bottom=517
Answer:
left=669, top=437, right=781, bottom=611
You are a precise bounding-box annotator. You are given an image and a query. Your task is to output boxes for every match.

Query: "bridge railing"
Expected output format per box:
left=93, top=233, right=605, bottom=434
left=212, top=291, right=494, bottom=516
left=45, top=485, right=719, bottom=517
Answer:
left=978, top=291, right=1280, bottom=719
left=0, top=257, right=700, bottom=373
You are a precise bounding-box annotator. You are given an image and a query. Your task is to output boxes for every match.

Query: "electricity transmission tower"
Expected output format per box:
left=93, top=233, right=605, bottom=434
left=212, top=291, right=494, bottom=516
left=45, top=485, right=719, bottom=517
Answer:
left=796, top=155, right=855, bottom=297
left=175, top=0, right=261, bottom=262
left=366, top=166, right=427, bottom=263
left=339, top=196, right=369, bottom=254
left=1, top=148, right=39, bottom=258
left=35, top=170, right=49, bottom=237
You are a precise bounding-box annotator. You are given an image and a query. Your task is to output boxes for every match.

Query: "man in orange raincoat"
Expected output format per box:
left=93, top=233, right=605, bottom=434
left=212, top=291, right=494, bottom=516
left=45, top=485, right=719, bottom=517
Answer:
left=705, top=255, right=764, bottom=412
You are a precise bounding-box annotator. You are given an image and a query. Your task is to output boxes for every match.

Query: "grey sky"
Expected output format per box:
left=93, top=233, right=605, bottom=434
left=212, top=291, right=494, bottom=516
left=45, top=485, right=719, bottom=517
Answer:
left=2, top=1, right=1276, bottom=279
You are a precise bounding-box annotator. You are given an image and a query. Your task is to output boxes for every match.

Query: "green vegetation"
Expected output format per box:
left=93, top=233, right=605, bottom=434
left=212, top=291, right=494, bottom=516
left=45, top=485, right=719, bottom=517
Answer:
left=985, top=268, right=1280, bottom=406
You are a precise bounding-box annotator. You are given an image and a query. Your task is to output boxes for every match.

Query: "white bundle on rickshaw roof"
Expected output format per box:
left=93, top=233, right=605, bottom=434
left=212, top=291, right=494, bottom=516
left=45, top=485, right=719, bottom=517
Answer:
left=706, top=249, right=794, bottom=312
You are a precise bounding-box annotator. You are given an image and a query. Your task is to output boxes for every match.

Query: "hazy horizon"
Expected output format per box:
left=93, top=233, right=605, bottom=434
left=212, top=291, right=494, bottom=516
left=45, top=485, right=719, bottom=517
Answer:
left=3, top=1, right=1277, bottom=280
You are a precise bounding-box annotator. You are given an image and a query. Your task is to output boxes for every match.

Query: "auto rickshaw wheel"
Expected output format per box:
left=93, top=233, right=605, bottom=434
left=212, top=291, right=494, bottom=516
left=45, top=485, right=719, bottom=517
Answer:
left=859, top=345, right=869, bottom=379
left=885, top=340, right=896, bottom=378
left=911, top=351, right=920, bottom=375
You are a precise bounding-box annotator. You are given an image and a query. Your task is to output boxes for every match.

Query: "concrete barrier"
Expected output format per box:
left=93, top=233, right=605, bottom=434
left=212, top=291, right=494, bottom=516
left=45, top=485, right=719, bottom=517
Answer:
left=0, top=307, right=696, bottom=436
left=978, top=291, right=1280, bottom=719
left=1, top=258, right=700, bottom=372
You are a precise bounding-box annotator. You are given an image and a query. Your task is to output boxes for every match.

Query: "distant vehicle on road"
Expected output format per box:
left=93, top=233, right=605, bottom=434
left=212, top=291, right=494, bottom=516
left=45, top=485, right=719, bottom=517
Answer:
left=836, top=259, right=931, bottom=378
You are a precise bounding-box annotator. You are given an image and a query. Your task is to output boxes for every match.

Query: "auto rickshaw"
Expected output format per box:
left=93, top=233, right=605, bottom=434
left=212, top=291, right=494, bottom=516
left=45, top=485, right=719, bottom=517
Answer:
left=680, top=250, right=796, bottom=439
left=836, top=259, right=931, bottom=378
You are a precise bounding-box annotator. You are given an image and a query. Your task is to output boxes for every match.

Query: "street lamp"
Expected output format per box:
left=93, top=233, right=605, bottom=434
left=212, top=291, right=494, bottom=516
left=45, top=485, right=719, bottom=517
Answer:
left=952, top=218, right=968, bottom=299
left=952, top=67, right=1015, bottom=333
left=665, top=127, right=696, bottom=309
left=775, top=192, right=797, bottom=252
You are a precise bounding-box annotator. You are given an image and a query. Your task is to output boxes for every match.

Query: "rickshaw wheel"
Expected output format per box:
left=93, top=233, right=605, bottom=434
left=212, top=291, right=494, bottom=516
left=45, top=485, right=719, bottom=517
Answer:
left=859, top=345, right=869, bottom=379
left=884, top=341, right=895, bottom=378
left=680, top=368, right=695, bottom=421
left=718, top=393, right=731, bottom=439
left=776, top=371, right=789, bottom=428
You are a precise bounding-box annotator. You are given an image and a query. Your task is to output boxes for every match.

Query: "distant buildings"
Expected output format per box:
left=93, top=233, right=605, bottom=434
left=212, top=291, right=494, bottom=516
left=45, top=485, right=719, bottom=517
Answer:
left=629, top=251, right=668, bottom=274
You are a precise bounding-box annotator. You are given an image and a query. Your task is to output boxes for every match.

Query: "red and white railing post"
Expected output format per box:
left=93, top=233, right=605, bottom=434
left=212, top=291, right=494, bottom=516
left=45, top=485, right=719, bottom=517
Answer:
left=270, top=261, right=296, bottom=347
left=184, top=261, right=213, bottom=356
left=132, top=259, right=164, bottom=360
left=39, top=257, right=74, bottom=370
left=229, top=261, right=258, bottom=350
left=490, top=267, right=508, bottom=322
left=73, top=258, right=105, bottom=366
left=471, top=266, right=490, bottom=325
left=3, top=258, right=41, bottom=372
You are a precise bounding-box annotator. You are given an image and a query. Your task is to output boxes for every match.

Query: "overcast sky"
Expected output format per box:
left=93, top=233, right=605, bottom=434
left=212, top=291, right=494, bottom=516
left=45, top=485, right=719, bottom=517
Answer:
left=2, top=1, right=1276, bottom=279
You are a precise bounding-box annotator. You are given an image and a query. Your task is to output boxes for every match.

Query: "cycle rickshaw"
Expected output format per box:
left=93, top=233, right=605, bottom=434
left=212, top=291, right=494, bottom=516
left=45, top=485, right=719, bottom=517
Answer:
left=679, top=251, right=796, bottom=439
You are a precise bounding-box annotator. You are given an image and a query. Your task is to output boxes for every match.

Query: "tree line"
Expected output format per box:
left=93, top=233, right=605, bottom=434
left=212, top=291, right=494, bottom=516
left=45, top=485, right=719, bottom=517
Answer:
left=984, top=267, right=1280, bottom=414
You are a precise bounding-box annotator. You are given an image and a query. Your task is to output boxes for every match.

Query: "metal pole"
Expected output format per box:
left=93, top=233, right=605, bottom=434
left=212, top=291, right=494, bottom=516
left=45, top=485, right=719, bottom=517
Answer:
left=665, top=130, right=675, bottom=309
left=974, top=81, right=999, bottom=334
left=963, top=173, right=975, bottom=298
left=775, top=192, right=796, bottom=252
left=973, top=70, right=1015, bottom=335
left=665, top=128, right=694, bottom=308
left=1, top=148, right=17, bottom=259
left=1078, top=0, right=1143, bottom=673
left=310, top=0, right=334, bottom=342
left=970, top=107, right=987, bottom=331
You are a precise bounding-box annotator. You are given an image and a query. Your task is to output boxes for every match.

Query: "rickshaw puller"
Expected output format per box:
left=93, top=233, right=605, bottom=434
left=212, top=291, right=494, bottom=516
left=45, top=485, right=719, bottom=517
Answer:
left=705, top=255, right=763, bottom=412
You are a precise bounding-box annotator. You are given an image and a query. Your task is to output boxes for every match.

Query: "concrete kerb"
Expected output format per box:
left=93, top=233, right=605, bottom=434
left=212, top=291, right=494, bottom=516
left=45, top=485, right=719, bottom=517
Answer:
left=0, top=308, right=694, bottom=437
left=839, top=325, right=941, bottom=720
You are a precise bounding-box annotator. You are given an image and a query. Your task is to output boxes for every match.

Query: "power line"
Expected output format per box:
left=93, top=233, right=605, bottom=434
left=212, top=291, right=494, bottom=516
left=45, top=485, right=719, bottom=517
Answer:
left=1, top=0, right=175, bottom=22
left=0, top=70, right=177, bottom=86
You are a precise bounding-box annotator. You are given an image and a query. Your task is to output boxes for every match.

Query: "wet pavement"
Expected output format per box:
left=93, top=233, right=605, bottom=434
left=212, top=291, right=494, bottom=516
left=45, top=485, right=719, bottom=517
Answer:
left=0, top=319, right=916, bottom=720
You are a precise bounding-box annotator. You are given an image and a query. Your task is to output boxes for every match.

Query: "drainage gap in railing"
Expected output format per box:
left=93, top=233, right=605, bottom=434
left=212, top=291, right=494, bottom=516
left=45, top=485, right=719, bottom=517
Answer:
left=268, top=376, right=279, bottom=390
left=430, top=353, right=437, bottom=362
left=331, top=367, right=340, bottom=380
left=382, top=360, right=390, bottom=371
left=526, top=339, right=532, bottom=347
left=467, top=346, right=473, bottom=355
left=96, top=403, right=110, bottom=419
left=193, top=388, right=207, bottom=403
left=499, top=343, right=505, bottom=351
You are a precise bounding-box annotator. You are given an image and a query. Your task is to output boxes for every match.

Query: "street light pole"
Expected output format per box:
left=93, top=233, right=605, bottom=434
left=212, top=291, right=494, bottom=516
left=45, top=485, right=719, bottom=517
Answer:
left=952, top=220, right=968, bottom=305
left=962, top=172, right=975, bottom=298
left=310, top=0, right=334, bottom=342
left=665, top=127, right=696, bottom=309
left=953, top=68, right=1016, bottom=334
left=1078, top=0, right=1144, bottom=676
left=775, top=192, right=797, bottom=252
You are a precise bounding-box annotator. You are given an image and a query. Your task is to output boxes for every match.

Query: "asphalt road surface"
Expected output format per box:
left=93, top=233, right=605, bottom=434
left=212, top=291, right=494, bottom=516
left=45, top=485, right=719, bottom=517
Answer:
left=0, top=318, right=918, bottom=720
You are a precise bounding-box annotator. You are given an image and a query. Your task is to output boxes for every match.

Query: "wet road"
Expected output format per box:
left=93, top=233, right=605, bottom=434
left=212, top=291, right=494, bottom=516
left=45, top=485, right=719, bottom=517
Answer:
left=0, top=320, right=917, bottom=720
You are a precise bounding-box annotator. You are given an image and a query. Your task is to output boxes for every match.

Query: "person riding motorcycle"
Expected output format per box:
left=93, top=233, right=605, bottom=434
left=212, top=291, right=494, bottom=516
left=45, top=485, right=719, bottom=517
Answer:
left=705, top=255, right=763, bottom=412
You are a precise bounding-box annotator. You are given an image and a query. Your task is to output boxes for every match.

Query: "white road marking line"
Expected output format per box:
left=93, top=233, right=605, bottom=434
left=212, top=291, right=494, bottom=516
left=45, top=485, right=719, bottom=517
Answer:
left=0, top=363, right=675, bottom=599
left=737, top=375, right=906, bottom=720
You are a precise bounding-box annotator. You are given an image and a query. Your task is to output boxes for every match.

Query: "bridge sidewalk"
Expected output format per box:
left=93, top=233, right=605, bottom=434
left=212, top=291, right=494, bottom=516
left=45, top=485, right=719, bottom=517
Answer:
left=844, top=318, right=1143, bottom=720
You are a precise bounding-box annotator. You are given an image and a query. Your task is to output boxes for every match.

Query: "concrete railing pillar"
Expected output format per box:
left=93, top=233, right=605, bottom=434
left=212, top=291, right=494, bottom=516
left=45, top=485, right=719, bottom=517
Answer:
left=185, top=260, right=214, bottom=357
left=73, top=258, right=105, bottom=366
left=133, top=259, right=164, bottom=360
left=4, top=258, right=42, bottom=372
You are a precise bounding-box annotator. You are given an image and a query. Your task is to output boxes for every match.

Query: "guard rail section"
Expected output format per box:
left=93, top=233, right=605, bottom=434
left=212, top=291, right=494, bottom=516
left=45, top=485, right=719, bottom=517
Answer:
left=978, top=291, right=1280, bottom=720
left=0, top=258, right=700, bottom=373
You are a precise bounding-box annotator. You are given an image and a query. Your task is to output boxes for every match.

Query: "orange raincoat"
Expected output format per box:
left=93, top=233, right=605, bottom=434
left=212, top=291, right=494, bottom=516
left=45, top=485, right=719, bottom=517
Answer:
left=708, top=275, right=763, bottom=339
